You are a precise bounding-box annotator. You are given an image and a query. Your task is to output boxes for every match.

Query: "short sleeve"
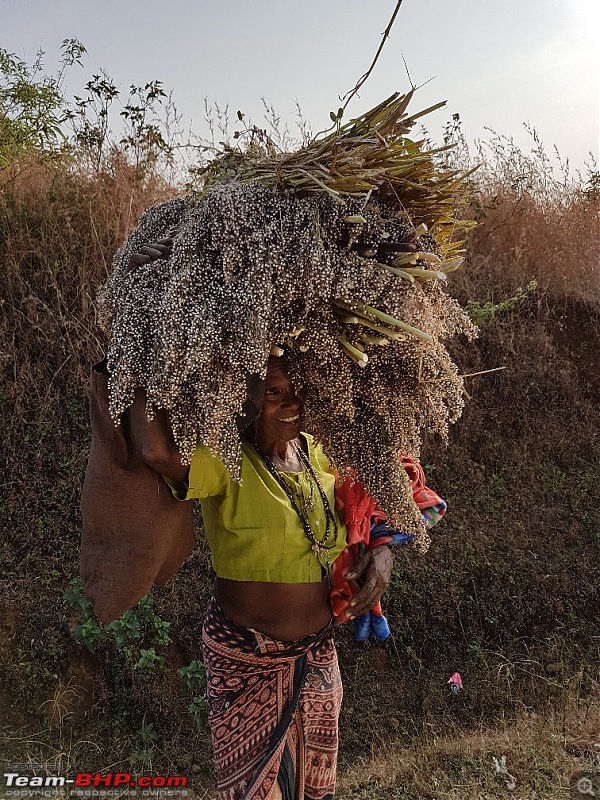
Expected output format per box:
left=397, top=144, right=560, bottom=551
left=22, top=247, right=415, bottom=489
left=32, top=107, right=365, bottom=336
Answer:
left=164, top=445, right=228, bottom=501
left=305, top=434, right=337, bottom=477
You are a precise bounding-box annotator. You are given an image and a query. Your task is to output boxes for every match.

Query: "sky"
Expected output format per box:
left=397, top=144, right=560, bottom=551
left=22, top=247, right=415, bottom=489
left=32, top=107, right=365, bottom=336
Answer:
left=1, top=0, right=599, bottom=177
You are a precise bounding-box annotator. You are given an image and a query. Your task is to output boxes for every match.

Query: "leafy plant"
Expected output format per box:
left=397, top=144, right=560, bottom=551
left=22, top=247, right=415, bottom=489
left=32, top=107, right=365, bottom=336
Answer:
left=64, top=74, right=174, bottom=177
left=187, top=695, right=207, bottom=731
left=119, top=81, right=173, bottom=172
left=72, top=617, right=106, bottom=654
left=130, top=720, right=159, bottom=767
left=105, top=610, right=141, bottom=649
left=178, top=659, right=207, bottom=730
left=63, top=578, right=171, bottom=670
left=178, top=659, right=205, bottom=693
left=0, top=39, right=85, bottom=170
left=151, top=616, right=172, bottom=646
left=62, top=576, right=94, bottom=616
left=135, top=648, right=165, bottom=680
left=466, top=279, right=537, bottom=327
left=65, top=71, right=119, bottom=171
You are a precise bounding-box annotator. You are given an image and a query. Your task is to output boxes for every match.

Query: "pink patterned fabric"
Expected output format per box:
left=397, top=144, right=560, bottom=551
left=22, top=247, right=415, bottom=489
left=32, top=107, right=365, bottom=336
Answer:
left=202, top=599, right=342, bottom=800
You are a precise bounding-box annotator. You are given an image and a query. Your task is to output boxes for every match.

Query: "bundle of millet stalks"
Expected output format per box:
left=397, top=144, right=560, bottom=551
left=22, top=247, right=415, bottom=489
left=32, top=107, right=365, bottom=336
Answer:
left=99, top=91, right=477, bottom=551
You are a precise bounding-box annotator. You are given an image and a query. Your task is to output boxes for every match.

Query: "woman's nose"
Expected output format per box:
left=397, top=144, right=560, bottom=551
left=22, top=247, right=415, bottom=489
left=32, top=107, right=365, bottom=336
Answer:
left=281, top=387, right=303, bottom=407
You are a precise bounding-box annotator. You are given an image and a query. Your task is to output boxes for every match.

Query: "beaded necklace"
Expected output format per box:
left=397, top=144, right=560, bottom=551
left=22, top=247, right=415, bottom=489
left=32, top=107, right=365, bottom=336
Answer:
left=250, top=440, right=339, bottom=582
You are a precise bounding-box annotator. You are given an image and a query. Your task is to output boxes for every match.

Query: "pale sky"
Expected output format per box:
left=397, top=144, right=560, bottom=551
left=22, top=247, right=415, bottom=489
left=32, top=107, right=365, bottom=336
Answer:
left=2, top=0, right=599, bottom=177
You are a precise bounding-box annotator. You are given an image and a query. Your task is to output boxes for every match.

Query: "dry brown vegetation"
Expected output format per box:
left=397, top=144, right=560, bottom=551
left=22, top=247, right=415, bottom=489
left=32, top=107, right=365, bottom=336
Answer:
left=1, top=105, right=599, bottom=799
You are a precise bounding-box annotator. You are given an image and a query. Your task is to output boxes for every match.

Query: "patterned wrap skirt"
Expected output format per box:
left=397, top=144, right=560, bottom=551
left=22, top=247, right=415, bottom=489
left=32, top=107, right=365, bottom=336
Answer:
left=202, top=598, right=343, bottom=800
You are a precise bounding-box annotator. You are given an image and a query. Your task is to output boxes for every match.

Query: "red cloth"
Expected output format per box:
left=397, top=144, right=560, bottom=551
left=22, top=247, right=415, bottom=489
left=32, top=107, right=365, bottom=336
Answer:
left=330, top=455, right=445, bottom=624
left=332, top=470, right=387, bottom=547
left=330, top=472, right=390, bottom=622
left=400, top=454, right=444, bottom=510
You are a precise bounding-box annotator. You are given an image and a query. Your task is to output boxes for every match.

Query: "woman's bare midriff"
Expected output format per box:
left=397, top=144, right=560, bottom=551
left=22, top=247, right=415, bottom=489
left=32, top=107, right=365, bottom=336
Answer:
left=214, top=576, right=333, bottom=641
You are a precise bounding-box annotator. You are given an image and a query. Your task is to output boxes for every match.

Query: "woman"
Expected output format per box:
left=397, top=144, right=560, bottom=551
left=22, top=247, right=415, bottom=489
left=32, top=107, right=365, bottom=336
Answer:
left=119, top=239, right=393, bottom=800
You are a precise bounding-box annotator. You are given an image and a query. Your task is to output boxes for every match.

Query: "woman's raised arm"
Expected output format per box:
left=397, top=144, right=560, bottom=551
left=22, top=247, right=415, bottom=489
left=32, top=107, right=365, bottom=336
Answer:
left=124, top=235, right=189, bottom=483
left=128, top=388, right=189, bottom=484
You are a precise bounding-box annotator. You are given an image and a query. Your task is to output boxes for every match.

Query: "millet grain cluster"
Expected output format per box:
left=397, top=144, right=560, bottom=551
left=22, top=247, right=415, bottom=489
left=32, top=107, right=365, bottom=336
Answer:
left=100, top=181, right=476, bottom=550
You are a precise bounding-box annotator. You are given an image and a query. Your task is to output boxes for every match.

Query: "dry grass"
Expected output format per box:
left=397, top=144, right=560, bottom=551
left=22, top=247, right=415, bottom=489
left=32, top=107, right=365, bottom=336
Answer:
left=338, top=685, right=600, bottom=799
left=459, top=189, right=600, bottom=309
left=452, top=132, right=600, bottom=308
left=5, top=683, right=597, bottom=799
left=1, top=123, right=599, bottom=793
left=1, top=154, right=174, bottom=409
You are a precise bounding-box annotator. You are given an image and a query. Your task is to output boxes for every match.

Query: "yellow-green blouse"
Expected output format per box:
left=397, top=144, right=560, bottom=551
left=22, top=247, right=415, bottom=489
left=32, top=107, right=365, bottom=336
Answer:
left=166, top=433, right=347, bottom=582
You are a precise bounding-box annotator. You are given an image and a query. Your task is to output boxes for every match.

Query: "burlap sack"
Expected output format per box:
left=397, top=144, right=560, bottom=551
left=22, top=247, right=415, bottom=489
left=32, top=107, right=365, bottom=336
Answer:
left=80, top=360, right=194, bottom=625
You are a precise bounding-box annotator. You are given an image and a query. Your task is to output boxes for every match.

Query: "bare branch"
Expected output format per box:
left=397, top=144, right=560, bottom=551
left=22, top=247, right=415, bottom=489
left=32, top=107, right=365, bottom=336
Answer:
left=340, top=0, right=406, bottom=112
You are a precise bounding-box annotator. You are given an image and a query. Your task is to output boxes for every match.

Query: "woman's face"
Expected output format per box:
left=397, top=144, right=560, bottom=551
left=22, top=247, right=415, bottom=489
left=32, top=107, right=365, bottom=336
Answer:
left=257, top=360, right=306, bottom=444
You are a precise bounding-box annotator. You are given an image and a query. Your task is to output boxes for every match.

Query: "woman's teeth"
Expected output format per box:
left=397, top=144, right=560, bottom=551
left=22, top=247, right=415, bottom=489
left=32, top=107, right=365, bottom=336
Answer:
left=277, top=414, right=299, bottom=423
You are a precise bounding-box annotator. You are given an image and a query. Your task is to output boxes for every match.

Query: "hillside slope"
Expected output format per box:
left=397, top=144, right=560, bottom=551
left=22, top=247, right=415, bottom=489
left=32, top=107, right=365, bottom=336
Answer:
left=1, top=158, right=599, bottom=798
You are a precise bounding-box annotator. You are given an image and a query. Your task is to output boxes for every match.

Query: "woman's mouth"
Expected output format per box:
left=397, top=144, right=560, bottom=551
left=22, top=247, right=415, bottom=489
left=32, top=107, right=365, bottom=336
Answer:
left=276, top=414, right=300, bottom=424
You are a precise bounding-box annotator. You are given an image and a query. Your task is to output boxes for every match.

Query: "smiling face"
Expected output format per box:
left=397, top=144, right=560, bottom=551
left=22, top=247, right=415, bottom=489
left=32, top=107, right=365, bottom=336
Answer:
left=255, top=358, right=306, bottom=456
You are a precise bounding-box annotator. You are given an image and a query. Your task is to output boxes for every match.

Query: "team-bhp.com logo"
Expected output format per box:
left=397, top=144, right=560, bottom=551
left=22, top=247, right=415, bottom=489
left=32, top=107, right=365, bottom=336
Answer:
left=3, top=771, right=188, bottom=796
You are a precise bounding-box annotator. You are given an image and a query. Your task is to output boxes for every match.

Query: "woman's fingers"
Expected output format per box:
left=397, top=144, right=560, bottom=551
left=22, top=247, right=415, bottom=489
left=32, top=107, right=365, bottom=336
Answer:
left=351, top=566, right=386, bottom=608
left=347, top=587, right=380, bottom=618
left=351, top=241, right=418, bottom=258
left=128, top=253, right=152, bottom=268
left=127, top=238, right=173, bottom=272
left=377, top=241, right=418, bottom=254
left=140, top=243, right=170, bottom=259
left=346, top=552, right=370, bottom=582
left=345, top=547, right=392, bottom=618
left=151, top=237, right=174, bottom=252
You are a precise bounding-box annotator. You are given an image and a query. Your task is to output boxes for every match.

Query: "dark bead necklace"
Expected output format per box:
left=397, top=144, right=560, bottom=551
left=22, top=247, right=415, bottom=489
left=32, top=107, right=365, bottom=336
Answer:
left=250, top=440, right=339, bottom=579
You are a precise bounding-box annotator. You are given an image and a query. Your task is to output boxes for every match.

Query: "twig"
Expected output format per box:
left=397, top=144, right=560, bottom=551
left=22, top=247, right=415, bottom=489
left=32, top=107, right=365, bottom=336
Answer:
left=340, top=0, right=407, bottom=112
left=301, top=3, right=410, bottom=143
left=460, top=366, right=507, bottom=380
left=401, top=52, right=414, bottom=90
left=425, top=366, right=507, bottom=383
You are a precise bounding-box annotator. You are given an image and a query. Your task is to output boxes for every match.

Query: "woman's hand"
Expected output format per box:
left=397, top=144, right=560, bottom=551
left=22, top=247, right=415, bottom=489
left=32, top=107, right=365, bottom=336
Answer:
left=344, top=546, right=393, bottom=619
left=127, top=237, right=173, bottom=272
left=128, top=388, right=189, bottom=484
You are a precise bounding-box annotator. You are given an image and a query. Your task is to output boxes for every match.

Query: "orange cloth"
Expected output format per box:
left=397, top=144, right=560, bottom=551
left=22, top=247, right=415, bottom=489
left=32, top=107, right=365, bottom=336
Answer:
left=330, top=455, right=446, bottom=624
left=400, top=454, right=443, bottom=510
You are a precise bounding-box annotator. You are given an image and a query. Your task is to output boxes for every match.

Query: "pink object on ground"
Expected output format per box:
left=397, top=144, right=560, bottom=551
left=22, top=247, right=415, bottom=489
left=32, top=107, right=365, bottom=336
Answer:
left=447, top=672, right=464, bottom=693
